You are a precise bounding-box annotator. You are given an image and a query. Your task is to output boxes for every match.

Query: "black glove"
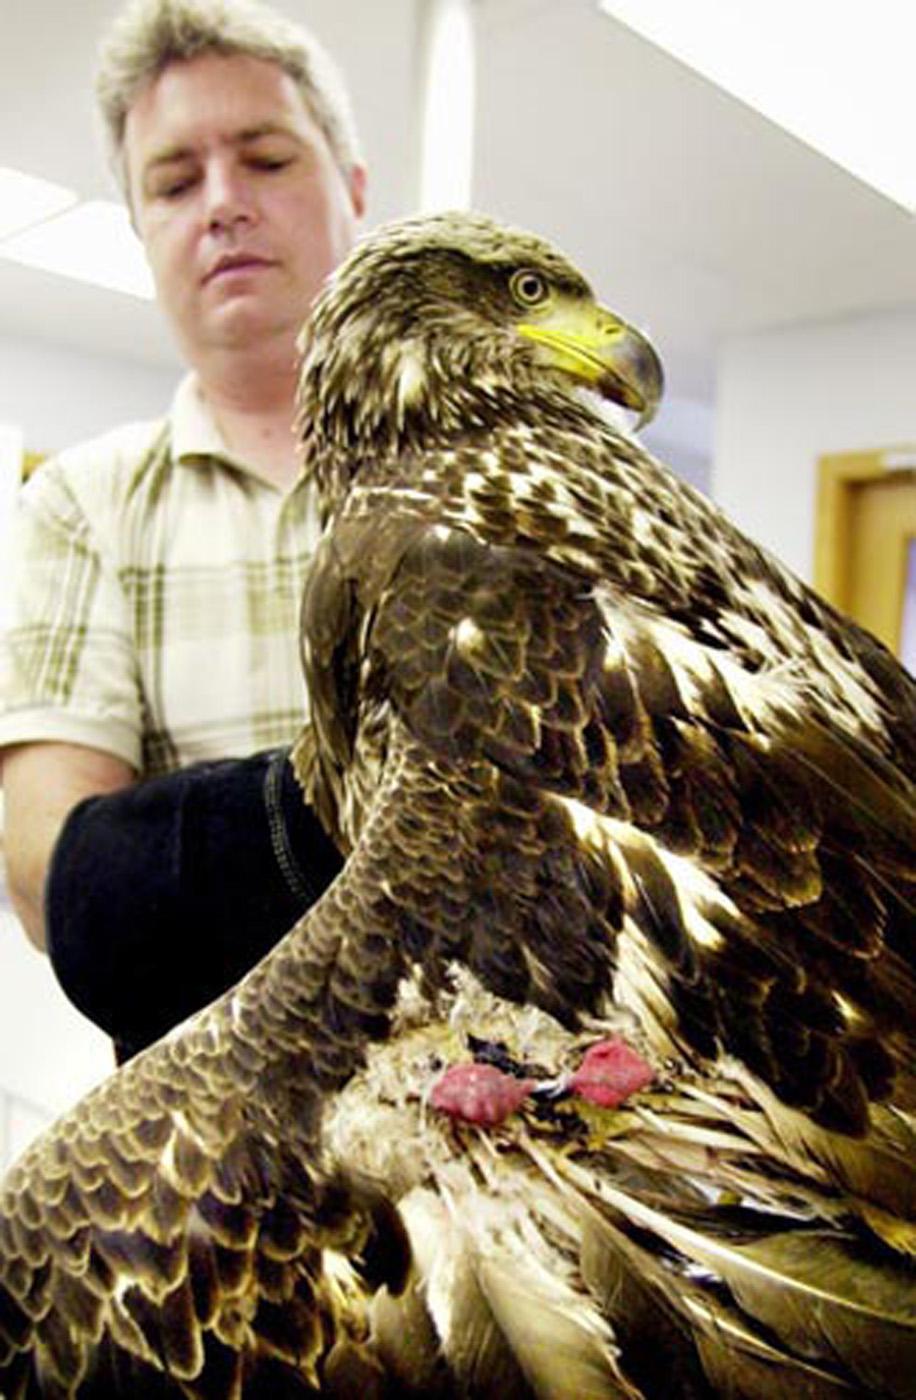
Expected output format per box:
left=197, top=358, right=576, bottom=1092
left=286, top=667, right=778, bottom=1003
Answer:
left=45, top=748, right=343, bottom=1060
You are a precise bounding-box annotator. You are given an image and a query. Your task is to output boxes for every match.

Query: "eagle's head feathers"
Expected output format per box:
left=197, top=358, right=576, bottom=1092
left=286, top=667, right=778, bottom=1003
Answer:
left=297, top=211, right=662, bottom=506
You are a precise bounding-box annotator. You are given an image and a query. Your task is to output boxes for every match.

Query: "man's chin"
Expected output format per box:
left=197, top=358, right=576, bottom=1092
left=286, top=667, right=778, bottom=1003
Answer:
left=180, top=303, right=304, bottom=361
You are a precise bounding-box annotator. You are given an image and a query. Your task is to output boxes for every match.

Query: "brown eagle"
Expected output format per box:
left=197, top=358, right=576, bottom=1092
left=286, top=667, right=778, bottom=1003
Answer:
left=0, top=211, right=914, bottom=1398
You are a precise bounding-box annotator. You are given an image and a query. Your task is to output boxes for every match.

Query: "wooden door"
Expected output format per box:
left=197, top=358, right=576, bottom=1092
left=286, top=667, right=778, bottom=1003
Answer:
left=815, top=447, right=916, bottom=671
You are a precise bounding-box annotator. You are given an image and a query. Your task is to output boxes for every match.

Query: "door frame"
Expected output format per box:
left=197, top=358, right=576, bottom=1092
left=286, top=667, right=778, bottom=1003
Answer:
left=815, top=445, right=916, bottom=617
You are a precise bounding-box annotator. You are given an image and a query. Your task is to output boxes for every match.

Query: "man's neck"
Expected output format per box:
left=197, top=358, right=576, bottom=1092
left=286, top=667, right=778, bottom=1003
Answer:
left=195, top=339, right=303, bottom=491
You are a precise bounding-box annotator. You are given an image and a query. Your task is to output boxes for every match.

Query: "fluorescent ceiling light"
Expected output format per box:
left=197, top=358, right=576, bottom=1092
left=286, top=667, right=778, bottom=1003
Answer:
left=598, top=1, right=916, bottom=212
left=0, top=166, right=77, bottom=240
left=417, top=0, right=476, bottom=212
left=0, top=200, right=154, bottom=300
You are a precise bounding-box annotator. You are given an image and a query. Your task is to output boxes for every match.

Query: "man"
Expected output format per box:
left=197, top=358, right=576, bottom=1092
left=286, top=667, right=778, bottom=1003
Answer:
left=0, top=0, right=366, bottom=1058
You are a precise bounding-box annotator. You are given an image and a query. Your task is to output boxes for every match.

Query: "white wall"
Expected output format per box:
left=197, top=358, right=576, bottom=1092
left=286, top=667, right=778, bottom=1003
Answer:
left=0, top=332, right=179, bottom=456
left=0, top=334, right=179, bottom=1168
left=712, top=307, right=916, bottom=582
left=0, top=903, right=113, bottom=1169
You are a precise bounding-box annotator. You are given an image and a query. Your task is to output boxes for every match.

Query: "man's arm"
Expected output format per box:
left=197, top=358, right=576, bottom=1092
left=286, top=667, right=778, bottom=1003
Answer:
left=4, top=741, right=343, bottom=1058
left=2, top=741, right=135, bottom=950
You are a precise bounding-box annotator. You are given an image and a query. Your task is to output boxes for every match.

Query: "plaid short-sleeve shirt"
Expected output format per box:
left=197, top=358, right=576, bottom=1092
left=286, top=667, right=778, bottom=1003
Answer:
left=0, top=376, right=324, bottom=777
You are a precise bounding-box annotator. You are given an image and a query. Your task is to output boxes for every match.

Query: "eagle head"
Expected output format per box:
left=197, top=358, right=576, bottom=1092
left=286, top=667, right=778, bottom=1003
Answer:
left=296, top=210, right=663, bottom=505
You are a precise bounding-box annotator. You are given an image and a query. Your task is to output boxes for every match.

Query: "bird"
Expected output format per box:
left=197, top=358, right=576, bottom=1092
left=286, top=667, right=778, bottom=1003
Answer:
left=1, top=209, right=914, bottom=1398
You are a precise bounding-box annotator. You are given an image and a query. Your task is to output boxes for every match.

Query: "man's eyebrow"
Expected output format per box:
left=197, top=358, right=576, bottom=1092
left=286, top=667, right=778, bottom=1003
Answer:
left=232, top=122, right=304, bottom=149
left=144, top=123, right=302, bottom=171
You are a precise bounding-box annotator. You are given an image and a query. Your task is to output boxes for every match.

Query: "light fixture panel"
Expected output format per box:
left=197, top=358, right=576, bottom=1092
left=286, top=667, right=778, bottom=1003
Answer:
left=598, top=0, right=916, bottom=212
left=0, top=200, right=155, bottom=300
left=0, top=167, right=77, bottom=240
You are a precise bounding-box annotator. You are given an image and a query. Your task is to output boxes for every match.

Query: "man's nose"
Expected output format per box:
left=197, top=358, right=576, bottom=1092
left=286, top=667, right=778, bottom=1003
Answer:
left=203, top=161, right=255, bottom=232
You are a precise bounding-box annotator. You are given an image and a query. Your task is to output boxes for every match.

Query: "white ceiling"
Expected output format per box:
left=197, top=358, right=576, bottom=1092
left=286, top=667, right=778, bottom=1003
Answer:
left=2, top=0, right=916, bottom=432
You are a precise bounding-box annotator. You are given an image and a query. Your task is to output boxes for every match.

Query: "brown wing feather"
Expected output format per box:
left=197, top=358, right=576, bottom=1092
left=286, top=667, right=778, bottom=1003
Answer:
left=0, top=962, right=410, bottom=1396
left=329, top=507, right=914, bottom=1141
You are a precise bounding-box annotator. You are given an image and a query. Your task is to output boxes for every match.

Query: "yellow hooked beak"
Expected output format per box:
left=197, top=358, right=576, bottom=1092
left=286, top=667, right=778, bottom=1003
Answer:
left=518, top=298, right=663, bottom=428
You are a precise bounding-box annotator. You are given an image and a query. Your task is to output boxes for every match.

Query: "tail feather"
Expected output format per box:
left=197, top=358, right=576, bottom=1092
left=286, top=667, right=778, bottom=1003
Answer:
left=576, top=1191, right=856, bottom=1400
left=325, top=989, right=916, bottom=1398
left=733, top=1076, right=916, bottom=1234
left=393, top=1178, right=641, bottom=1399
left=542, top=1146, right=916, bottom=1400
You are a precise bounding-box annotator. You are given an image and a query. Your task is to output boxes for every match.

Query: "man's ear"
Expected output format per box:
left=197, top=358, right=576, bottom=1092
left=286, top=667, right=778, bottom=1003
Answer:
left=348, top=162, right=368, bottom=220
left=122, top=168, right=140, bottom=237
left=117, top=148, right=140, bottom=234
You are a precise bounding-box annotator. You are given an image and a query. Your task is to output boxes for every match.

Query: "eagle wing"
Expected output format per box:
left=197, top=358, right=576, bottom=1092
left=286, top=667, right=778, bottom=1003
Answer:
left=0, top=916, right=410, bottom=1396
left=299, top=429, right=916, bottom=1151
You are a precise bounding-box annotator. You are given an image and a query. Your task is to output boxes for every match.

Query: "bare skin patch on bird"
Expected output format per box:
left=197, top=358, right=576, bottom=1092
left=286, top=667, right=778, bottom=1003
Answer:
left=428, top=1036, right=655, bottom=1126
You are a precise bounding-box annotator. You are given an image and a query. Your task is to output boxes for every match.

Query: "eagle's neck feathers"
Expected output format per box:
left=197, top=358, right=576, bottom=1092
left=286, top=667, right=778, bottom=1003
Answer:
left=297, top=297, right=579, bottom=513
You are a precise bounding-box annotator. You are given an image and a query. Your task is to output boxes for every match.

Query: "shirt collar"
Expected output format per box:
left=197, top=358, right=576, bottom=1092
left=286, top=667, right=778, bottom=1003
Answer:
left=168, top=373, right=254, bottom=475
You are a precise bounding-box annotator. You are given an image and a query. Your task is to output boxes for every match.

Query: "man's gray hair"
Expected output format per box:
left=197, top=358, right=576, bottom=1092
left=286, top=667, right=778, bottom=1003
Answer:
left=96, top=0, right=362, bottom=192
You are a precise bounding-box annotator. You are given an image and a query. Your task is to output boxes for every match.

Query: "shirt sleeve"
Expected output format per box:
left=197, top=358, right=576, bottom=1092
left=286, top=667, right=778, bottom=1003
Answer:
left=0, top=458, right=143, bottom=769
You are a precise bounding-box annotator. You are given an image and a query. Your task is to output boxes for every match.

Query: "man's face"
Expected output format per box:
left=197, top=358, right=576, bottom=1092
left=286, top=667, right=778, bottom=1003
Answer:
left=125, top=51, right=366, bottom=363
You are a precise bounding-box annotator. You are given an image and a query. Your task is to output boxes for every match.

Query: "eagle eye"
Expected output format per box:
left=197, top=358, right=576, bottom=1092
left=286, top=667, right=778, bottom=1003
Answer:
left=510, top=269, right=550, bottom=308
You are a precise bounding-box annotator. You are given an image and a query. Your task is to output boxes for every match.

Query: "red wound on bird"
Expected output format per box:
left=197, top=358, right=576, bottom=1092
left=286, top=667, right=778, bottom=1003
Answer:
left=429, top=1063, right=535, bottom=1126
left=569, top=1038, right=654, bottom=1108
